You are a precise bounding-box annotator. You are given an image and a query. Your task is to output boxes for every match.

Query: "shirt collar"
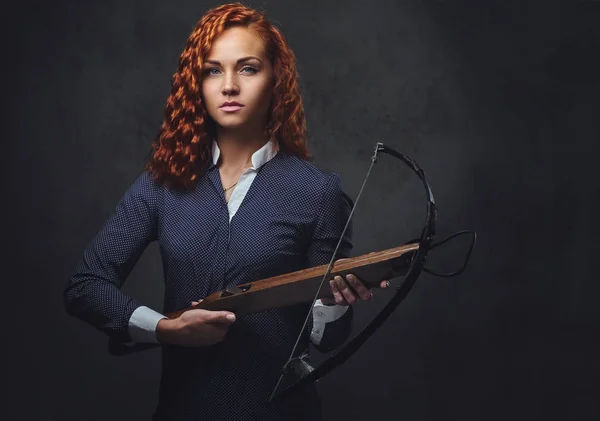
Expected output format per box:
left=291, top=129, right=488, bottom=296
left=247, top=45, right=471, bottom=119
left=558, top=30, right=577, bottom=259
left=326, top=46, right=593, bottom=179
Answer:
left=211, top=139, right=278, bottom=170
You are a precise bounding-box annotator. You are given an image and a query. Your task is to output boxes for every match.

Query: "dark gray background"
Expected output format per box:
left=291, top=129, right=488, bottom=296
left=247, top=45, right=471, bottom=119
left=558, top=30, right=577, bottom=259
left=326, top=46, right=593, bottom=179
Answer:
left=7, top=0, right=600, bottom=420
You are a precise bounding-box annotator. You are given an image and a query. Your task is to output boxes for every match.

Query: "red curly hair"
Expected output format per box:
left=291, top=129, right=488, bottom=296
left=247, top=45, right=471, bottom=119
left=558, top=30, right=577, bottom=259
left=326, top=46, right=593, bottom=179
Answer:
left=146, top=2, right=310, bottom=190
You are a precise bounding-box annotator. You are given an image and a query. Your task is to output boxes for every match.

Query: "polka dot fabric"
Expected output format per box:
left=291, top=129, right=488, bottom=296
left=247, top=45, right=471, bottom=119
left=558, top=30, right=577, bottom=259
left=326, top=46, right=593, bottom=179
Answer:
left=64, top=151, right=354, bottom=421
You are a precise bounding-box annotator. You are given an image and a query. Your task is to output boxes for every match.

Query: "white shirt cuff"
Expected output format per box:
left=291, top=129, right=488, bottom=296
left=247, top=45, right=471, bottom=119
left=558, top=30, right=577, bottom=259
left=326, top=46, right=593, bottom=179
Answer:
left=310, top=299, right=349, bottom=344
left=128, top=306, right=167, bottom=344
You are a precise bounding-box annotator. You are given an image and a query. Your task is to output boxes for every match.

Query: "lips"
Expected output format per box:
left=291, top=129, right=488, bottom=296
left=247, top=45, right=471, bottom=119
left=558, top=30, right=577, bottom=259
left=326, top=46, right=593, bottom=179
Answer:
left=221, top=101, right=244, bottom=107
left=220, top=101, right=243, bottom=107
left=219, top=101, right=244, bottom=113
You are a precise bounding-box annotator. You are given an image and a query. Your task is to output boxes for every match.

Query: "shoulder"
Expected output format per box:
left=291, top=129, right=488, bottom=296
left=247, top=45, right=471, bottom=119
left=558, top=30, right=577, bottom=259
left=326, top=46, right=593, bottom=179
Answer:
left=120, top=170, right=164, bottom=209
left=274, top=152, right=353, bottom=208
left=275, top=152, right=343, bottom=191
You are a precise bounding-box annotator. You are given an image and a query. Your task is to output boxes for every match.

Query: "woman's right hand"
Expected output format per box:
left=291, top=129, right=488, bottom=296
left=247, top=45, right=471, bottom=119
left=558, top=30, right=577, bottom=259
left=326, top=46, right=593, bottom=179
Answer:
left=156, top=307, right=236, bottom=347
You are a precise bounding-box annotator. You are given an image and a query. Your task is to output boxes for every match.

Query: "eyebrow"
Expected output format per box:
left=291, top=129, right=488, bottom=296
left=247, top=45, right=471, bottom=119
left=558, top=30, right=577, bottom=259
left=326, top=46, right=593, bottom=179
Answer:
left=204, top=56, right=262, bottom=65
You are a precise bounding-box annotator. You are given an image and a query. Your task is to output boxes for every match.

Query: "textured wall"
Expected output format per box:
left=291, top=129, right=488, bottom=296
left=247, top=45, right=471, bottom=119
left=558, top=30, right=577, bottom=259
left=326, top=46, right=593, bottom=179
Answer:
left=7, top=0, right=599, bottom=420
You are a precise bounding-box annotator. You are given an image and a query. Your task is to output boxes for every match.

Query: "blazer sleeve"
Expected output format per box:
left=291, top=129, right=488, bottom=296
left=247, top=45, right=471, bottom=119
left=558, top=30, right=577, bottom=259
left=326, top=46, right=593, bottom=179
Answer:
left=305, top=173, right=354, bottom=352
left=63, top=172, right=161, bottom=344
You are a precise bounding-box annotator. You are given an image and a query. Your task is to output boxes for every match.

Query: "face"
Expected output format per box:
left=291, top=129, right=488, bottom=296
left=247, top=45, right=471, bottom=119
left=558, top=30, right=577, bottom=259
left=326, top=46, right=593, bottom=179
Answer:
left=201, top=26, right=274, bottom=134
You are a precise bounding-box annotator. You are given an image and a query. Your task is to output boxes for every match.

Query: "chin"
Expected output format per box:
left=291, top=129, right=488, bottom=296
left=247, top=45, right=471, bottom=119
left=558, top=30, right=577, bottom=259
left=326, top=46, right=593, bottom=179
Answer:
left=214, top=116, right=253, bottom=131
left=215, top=121, right=248, bottom=131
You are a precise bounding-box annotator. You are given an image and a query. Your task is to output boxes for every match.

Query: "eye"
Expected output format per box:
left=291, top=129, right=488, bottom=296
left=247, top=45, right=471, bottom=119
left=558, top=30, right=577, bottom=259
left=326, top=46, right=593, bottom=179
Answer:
left=204, top=67, right=221, bottom=76
left=240, top=66, right=258, bottom=74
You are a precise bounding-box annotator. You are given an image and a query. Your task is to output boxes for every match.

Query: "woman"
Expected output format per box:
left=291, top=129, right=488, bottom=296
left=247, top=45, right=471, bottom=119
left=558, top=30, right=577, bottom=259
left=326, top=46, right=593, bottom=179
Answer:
left=64, top=3, right=386, bottom=420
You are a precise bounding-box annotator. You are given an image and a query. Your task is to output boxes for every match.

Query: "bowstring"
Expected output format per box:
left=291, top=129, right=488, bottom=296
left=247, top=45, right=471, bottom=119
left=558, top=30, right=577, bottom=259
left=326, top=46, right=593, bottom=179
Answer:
left=271, top=144, right=382, bottom=399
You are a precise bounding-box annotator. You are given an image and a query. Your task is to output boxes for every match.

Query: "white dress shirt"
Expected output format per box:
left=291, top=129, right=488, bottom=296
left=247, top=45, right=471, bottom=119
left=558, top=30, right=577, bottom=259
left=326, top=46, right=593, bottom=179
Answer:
left=128, top=140, right=348, bottom=346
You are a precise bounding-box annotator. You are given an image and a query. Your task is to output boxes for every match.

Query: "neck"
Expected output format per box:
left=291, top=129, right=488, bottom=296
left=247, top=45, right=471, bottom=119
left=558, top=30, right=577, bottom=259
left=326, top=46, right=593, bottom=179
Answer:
left=215, top=127, right=269, bottom=169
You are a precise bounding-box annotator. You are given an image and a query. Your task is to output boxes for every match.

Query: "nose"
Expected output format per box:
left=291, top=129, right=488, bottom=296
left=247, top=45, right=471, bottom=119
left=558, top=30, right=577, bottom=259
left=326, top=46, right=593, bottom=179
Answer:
left=221, top=72, right=239, bottom=96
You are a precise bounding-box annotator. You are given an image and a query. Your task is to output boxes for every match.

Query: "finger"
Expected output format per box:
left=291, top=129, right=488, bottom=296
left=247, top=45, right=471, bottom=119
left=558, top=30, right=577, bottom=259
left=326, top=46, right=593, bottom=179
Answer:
left=345, top=273, right=372, bottom=300
left=334, top=276, right=357, bottom=305
left=209, top=323, right=232, bottom=335
left=329, top=279, right=347, bottom=306
left=191, top=299, right=204, bottom=306
left=380, top=280, right=390, bottom=289
left=320, top=296, right=336, bottom=306
left=203, top=325, right=229, bottom=343
left=205, top=311, right=236, bottom=324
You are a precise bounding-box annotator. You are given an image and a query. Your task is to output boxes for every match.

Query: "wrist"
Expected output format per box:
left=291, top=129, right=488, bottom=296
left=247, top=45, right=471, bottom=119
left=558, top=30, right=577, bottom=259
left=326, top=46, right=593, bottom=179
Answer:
left=156, top=318, right=177, bottom=345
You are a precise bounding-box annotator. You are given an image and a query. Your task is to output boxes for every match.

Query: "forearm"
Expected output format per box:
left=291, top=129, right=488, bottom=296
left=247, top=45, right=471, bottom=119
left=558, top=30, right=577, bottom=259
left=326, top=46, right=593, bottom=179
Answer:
left=64, top=274, right=143, bottom=342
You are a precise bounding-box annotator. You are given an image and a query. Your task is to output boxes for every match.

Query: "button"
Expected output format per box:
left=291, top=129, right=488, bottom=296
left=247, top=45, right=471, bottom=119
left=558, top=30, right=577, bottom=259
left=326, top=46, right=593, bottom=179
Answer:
left=317, top=311, right=324, bottom=317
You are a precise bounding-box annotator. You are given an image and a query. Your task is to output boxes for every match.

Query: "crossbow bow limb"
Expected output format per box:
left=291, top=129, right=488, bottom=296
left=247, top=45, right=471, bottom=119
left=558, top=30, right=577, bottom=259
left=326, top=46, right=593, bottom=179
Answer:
left=268, top=142, right=476, bottom=402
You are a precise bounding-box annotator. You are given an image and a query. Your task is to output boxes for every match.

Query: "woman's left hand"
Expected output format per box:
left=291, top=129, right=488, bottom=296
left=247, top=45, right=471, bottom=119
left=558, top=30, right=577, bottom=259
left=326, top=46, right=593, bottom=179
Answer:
left=320, top=273, right=390, bottom=306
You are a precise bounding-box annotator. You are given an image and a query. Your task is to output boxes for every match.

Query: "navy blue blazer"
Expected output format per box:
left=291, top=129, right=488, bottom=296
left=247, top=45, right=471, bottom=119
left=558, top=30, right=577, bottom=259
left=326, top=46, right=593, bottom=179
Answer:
left=64, top=151, right=354, bottom=420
